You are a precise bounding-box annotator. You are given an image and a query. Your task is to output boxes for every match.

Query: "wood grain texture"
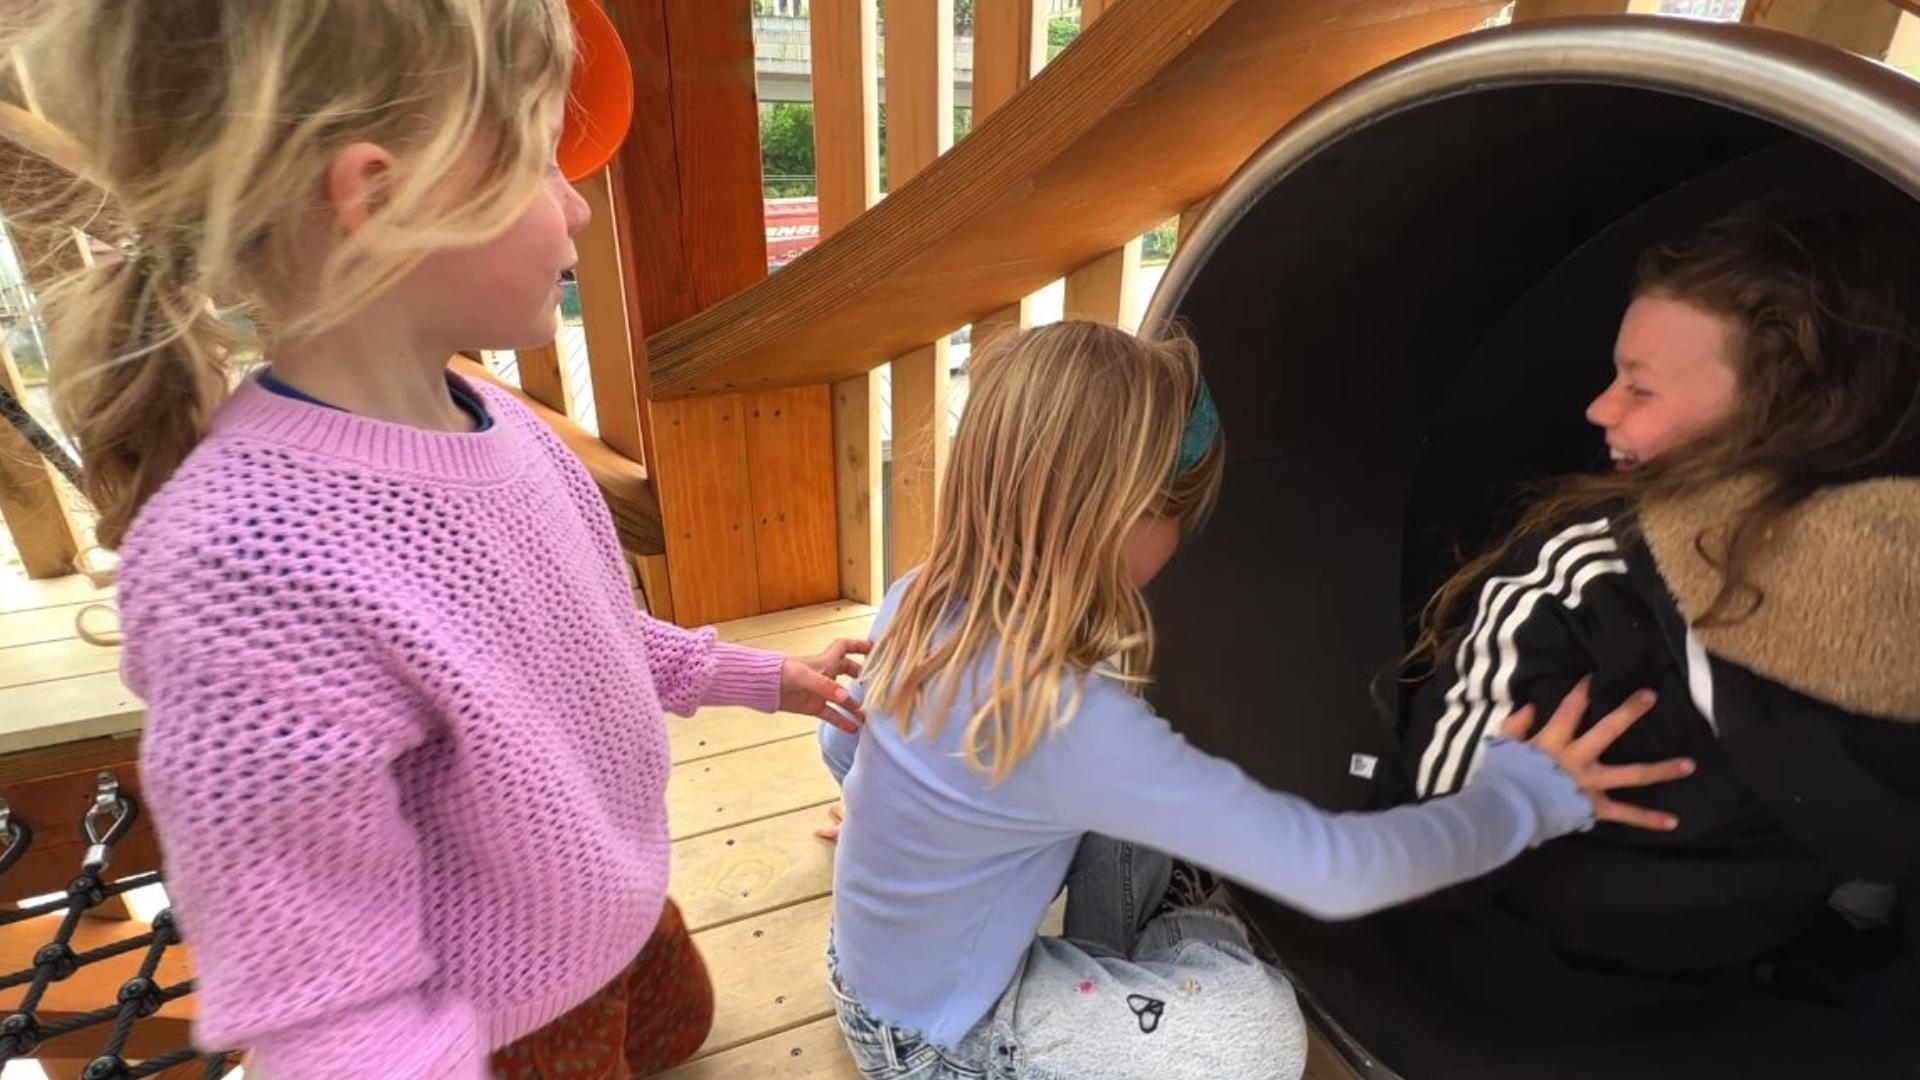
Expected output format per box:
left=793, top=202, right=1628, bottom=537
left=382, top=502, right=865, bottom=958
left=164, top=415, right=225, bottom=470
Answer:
left=812, top=0, right=886, bottom=606
left=671, top=805, right=836, bottom=932
left=658, top=1016, right=857, bottom=1080
left=883, top=0, right=958, bottom=586
left=810, top=0, right=881, bottom=237
left=691, top=895, right=835, bottom=1057
left=653, top=396, right=760, bottom=626
left=1063, top=237, right=1143, bottom=329
left=513, top=336, right=569, bottom=415
left=974, top=0, right=1047, bottom=120
left=831, top=374, right=884, bottom=603
left=0, top=338, right=83, bottom=578
left=744, top=387, right=840, bottom=612
left=574, top=168, right=650, bottom=464
left=1061, top=0, right=1144, bottom=333
left=646, top=0, right=1505, bottom=398
left=665, top=735, right=839, bottom=842
left=887, top=340, right=951, bottom=580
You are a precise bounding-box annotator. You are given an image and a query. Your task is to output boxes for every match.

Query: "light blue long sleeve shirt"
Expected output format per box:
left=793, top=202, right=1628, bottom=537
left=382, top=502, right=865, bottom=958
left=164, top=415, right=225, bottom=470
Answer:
left=823, top=579, right=1593, bottom=1050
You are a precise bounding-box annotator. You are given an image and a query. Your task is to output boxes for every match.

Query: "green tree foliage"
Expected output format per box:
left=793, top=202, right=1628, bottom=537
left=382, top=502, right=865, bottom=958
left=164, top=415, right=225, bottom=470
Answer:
left=760, top=102, right=818, bottom=197
left=1046, top=16, right=1079, bottom=59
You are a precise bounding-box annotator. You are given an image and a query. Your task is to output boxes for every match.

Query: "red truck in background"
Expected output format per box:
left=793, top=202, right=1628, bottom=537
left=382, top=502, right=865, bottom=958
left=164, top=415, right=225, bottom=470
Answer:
left=765, top=196, right=821, bottom=270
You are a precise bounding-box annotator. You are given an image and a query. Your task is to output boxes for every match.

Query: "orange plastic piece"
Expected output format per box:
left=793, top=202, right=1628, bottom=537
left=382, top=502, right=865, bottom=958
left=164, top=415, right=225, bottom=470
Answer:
left=560, top=0, right=635, bottom=182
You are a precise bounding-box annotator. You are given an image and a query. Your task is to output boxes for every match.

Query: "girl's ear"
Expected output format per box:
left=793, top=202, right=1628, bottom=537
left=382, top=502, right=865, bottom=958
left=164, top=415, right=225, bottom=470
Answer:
left=325, top=142, right=396, bottom=234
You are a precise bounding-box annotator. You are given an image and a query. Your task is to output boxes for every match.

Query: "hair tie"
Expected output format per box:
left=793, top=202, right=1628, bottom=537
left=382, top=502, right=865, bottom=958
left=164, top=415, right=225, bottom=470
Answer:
left=1174, top=378, right=1219, bottom=477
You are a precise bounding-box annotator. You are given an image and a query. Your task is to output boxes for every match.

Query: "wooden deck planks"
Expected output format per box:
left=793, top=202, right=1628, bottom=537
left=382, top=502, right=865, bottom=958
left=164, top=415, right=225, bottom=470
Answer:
left=672, top=805, right=836, bottom=933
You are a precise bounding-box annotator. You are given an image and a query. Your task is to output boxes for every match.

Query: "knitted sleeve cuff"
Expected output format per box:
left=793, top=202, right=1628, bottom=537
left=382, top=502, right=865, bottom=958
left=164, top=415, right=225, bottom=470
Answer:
left=704, top=642, right=785, bottom=713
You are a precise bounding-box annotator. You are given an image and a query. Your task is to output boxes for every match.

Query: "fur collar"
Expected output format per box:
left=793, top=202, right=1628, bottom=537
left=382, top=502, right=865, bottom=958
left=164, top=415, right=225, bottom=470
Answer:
left=1640, top=475, right=1920, bottom=724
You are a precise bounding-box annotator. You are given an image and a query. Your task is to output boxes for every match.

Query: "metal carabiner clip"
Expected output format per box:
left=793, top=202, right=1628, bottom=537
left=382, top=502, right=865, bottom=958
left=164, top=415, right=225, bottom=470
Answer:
left=0, top=799, right=29, bottom=878
left=80, top=773, right=137, bottom=875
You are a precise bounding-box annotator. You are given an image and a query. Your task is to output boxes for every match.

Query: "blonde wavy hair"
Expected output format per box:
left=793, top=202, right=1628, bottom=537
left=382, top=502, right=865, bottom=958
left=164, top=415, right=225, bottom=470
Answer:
left=2, top=0, right=573, bottom=548
left=863, top=320, right=1225, bottom=785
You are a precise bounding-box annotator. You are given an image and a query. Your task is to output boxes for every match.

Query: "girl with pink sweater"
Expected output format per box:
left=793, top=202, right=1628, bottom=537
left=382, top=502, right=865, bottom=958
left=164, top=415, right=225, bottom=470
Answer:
left=6, top=2, right=862, bottom=1076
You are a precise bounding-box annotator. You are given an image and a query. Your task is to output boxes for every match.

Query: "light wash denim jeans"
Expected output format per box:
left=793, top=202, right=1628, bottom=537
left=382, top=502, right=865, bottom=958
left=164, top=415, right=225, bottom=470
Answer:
left=821, top=729, right=1308, bottom=1079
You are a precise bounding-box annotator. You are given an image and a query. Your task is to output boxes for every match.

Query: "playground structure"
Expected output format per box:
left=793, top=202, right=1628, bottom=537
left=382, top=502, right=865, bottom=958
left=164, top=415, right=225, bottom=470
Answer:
left=3, top=1, right=1919, bottom=1076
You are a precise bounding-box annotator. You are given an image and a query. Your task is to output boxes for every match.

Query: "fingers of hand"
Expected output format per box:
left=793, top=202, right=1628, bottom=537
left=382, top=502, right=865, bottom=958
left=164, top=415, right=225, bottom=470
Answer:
left=1590, top=796, right=1680, bottom=832
left=1498, top=705, right=1537, bottom=741
left=1535, top=677, right=1592, bottom=749
left=1570, top=689, right=1659, bottom=760
left=823, top=699, right=864, bottom=732
left=1582, top=757, right=1694, bottom=793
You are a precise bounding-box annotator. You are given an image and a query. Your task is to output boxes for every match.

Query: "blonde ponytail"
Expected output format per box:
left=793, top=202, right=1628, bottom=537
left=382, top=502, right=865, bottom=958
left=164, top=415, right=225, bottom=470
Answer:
left=46, top=246, right=233, bottom=548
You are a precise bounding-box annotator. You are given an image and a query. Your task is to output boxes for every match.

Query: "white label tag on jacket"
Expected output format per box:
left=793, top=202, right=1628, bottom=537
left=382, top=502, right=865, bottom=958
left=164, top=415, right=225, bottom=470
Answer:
left=1348, top=753, right=1379, bottom=780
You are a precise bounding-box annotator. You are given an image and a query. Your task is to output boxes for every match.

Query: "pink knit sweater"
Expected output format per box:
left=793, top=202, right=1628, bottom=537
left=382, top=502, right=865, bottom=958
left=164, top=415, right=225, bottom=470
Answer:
left=117, top=375, right=783, bottom=1079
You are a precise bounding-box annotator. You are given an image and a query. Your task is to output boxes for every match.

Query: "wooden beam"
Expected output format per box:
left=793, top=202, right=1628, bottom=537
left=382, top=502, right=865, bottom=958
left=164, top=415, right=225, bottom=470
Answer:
left=884, top=0, right=955, bottom=579
left=646, top=0, right=1506, bottom=398
left=813, top=0, right=885, bottom=605
left=573, top=168, right=651, bottom=464
left=1060, top=0, right=1142, bottom=332
left=0, top=336, right=84, bottom=578
left=453, top=357, right=664, bottom=554
left=1742, top=0, right=1906, bottom=59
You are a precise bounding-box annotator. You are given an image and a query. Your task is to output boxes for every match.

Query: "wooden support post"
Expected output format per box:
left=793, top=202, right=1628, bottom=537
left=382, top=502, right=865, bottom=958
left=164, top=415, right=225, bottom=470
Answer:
left=634, top=552, right=675, bottom=622
left=513, top=335, right=569, bottom=416
left=603, top=0, right=839, bottom=624
left=970, top=0, right=1048, bottom=345
left=572, top=168, right=650, bottom=465
left=1742, top=0, right=1906, bottom=59
left=1889, top=9, right=1920, bottom=70
left=814, top=0, right=886, bottom=604
left=0, top=335, right=84, bottom=579
left=884, top=0, right=955, bottom=579
left=1061, top=0, right=1143, bottom=332
left=1063, top=237, right=1143, bottom=329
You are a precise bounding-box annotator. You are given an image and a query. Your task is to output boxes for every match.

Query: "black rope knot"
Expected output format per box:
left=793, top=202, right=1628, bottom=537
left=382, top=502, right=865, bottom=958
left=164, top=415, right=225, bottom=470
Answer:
left=0, top=1010, right=43, bottom=1057
left=33, top=941, right=78, bottom=982
left=116, top=977, right=164, bottom=1019
left=83, top=1054, right=132, bottom=1080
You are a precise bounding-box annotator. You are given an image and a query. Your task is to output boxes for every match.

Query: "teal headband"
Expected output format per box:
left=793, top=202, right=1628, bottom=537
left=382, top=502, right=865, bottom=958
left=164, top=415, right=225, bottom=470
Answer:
left=1174, top=378, right=1219, bottom=478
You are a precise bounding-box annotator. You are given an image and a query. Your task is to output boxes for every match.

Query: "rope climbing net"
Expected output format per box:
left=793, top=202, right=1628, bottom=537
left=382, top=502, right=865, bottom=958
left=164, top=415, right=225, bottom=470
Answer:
left=0, top=773, right=237, bottom=1080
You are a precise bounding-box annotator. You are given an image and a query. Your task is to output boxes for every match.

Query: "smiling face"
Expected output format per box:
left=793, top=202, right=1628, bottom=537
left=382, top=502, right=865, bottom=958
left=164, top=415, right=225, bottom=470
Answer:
left=1586, top=292, right=1741, bottom=471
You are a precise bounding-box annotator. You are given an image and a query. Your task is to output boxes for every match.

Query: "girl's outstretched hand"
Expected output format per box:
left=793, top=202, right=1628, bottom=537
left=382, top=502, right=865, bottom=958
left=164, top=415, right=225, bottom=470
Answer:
left=1498, top=678, right=1695, bottom=832
left=780, top=639, right=872, bottom=732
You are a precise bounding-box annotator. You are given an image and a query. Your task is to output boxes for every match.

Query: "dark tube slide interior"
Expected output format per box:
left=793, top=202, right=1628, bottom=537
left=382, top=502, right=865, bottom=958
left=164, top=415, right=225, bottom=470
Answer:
left=1140, top=18, right=1920, bottom=1079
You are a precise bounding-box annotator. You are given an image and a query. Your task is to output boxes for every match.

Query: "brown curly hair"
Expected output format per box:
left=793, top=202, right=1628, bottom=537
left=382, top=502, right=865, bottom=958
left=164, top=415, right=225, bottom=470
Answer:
left=1408, top=186, right=1920, bottom=679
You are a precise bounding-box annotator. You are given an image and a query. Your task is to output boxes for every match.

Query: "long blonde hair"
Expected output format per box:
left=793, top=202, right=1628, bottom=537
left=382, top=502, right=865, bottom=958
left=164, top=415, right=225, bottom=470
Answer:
left=2, top=0, right=573, bottom=547
left=864, top=321, right=1225, bottom=784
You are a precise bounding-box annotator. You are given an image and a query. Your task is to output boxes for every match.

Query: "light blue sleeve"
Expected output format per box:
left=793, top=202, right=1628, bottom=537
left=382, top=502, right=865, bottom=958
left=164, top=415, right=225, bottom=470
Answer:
left=1040, top=686, right=1593, bottom=921
left=819, top=681, right=863, bottom=785
left=816, top=577, right=903, bottom=787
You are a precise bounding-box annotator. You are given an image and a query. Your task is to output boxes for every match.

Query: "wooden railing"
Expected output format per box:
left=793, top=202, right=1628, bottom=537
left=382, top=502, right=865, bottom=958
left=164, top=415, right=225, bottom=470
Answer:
left=5, top=0, right=1918, bottom=632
